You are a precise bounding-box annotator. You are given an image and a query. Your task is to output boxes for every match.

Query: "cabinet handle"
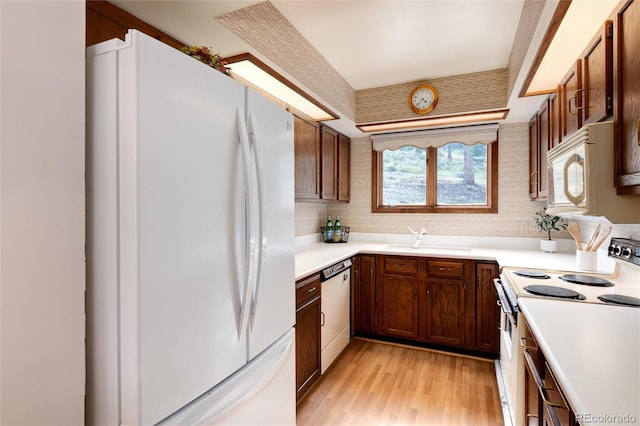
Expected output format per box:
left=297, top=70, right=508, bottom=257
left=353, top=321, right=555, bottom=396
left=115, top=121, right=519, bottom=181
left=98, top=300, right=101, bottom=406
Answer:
left=321, top=311, right=325, bottom=327
left=568, top=89, right=584, bottom=115
left=307, top=286, right=317, bottom=293
left=496, top=300, right=502, bottom=307
left=437, top=267, right=452, bottom=271
left=530, top=171, right=539, bottom=185
left=520, top=336, right=537, bottom=349
left=541, top=386, right=566, bottom=409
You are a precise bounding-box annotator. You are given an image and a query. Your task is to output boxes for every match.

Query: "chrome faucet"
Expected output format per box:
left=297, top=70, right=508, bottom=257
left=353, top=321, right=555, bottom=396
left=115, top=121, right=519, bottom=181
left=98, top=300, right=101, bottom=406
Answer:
left=407, top=226, right=428, bottom=248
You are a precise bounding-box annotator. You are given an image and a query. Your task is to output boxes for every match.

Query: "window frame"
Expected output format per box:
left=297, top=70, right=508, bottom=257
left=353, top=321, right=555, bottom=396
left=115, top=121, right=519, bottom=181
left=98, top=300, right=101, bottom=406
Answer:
left=371, top=141, right=499, bottom=213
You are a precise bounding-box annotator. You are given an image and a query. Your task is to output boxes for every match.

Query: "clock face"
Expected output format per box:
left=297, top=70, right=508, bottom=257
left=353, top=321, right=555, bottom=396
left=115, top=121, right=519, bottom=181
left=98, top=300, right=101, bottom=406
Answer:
left=409, top=85, right=438, bottom=114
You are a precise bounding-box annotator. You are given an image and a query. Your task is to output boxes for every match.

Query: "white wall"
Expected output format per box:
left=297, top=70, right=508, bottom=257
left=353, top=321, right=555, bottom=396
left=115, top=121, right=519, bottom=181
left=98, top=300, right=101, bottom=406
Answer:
left=0, top=1, right=85, bottom=424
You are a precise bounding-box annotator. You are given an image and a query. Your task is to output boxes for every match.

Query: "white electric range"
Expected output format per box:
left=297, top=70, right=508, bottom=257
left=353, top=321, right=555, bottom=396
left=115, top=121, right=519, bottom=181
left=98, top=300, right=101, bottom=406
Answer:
left=494, top=238, right=640, bottom=426
left=501, top=249, right=640, bottom=306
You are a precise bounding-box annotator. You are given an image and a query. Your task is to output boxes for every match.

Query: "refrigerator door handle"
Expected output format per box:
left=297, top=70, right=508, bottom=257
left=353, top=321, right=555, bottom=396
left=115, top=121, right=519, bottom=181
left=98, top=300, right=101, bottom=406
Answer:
left=236, top=110, right=257, bottom=341
left=247, top=114, right=267, bottom=328
left=157, top=328, right=295, bottom=425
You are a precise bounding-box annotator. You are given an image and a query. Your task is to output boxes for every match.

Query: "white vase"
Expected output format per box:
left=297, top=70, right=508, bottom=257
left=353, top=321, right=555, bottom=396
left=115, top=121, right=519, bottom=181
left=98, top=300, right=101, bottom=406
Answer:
left=540, top=239, right=557, bottom=253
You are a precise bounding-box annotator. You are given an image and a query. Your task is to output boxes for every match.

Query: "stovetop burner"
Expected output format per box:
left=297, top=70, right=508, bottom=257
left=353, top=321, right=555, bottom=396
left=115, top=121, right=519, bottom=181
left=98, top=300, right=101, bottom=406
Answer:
left=524, top=285, right=586, bottom=300
left=597, top=294, right=640, bottom=307
left=559, top=274, right=614, bottom=287
left=514, top=270, right=550, bottom=279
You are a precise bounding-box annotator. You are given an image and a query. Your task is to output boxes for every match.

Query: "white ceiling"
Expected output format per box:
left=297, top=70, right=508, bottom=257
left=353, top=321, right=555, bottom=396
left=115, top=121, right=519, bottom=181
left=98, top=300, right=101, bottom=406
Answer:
left=112, top=0, right=555, bottom=134
left=271, top=0, right=525, bottom=90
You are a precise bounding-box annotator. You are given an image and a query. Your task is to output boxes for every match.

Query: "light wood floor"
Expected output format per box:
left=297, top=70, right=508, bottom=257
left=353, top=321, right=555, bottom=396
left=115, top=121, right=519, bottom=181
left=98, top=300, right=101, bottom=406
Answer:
left=297, top=338, right=504, bottom=426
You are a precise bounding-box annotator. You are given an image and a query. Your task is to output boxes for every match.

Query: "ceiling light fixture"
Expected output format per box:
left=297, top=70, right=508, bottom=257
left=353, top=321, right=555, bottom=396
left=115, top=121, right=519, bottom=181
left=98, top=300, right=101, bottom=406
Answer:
left=522, top=0, right=618, bottom=96
left=224, top=53, right=339, bottom=121
left=356, top=108, right=509, bottom=133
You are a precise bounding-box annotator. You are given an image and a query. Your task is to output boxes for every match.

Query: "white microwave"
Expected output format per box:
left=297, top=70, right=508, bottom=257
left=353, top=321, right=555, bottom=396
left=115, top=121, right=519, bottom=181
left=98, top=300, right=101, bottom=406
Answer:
left=546, top=121, right=640, bottom=223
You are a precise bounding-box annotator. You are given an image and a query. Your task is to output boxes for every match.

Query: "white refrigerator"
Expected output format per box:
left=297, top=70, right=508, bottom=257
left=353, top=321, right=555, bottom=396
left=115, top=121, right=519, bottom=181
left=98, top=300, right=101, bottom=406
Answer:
left=86, top=30, right=296, bottom=425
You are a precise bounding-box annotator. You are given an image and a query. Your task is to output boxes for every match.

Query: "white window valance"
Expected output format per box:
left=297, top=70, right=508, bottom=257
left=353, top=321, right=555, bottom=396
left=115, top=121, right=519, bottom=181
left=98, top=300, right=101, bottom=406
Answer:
left=371, top=123, right=498, bottom=151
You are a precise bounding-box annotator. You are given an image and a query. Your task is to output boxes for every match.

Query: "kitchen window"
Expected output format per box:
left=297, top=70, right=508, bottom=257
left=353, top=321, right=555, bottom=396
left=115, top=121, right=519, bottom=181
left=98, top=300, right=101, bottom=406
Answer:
left=371, top=125, right=498, bottom=213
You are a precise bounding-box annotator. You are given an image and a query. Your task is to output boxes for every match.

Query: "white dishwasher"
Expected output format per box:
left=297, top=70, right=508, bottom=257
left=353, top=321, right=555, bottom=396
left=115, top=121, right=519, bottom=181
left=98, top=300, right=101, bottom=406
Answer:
left=320, top=259, right=352, bottom=374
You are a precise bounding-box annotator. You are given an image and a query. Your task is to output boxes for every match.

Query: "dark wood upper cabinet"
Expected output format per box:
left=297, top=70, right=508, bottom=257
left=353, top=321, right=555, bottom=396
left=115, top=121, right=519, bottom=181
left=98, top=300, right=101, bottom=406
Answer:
left=537, top=101, right=550, bottom=200
left=529, top=116, right=540, bottom=200
left=614, top=0, right=640, bottom=194
left=337, top=134, right=351, bottom=202
left=559, top=59, right=583, bottom=140
left=294, top=115, right=321, bottom=201
left=320, top=126, right=339, bottom=201
left=86, top=1, right=184, bottom=49
left=582, top=20, right=613, bottom=125
left=294, top=119, right=349, bottom=203
left=549, top=89, right=562, bottom=148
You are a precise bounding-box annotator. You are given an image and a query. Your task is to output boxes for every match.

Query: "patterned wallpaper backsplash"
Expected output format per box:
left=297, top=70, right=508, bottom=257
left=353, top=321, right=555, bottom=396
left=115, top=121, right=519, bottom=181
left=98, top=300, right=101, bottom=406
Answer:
left=295, top=122, right=640, bottom=244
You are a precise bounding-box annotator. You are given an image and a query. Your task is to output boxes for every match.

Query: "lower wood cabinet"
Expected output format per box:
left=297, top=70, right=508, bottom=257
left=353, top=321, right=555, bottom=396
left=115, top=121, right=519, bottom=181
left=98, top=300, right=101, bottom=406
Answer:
left=295, top=273, right=321, bottom=402
left=353, top=255, right=377, bottom=335
left=380, top=273, right=419, bottom=339
left=353, top=254, right=500, bottom=355
left=522, top=320, right=578, bottom=426
left=424, top=277, right=466, bottom=346
left=475, top=262, right=500, bottom=353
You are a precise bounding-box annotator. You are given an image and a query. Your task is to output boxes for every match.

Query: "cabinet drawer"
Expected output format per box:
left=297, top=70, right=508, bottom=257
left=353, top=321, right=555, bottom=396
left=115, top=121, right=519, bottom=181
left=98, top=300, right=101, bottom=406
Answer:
left=427, top=260, right=464, bottom=278
left=383, top=257, right=418, bottom=274
left=296, top=274, right=321, bottom=308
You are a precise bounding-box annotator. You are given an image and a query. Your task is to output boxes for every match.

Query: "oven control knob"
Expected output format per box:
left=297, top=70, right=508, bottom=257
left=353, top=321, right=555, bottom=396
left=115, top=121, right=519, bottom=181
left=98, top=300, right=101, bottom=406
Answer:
left=622, top=247, right=632, bottom=258
left=613, top=245, right=622, bottom=255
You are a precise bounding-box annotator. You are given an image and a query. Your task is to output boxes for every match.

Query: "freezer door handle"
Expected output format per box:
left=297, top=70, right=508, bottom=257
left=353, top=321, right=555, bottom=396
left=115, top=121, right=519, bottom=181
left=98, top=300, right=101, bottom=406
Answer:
left=247, top=114, right=266, bottom=329
left=157, top=328, right=295, bottom=425
left=236, top=110, right=257, bottom=341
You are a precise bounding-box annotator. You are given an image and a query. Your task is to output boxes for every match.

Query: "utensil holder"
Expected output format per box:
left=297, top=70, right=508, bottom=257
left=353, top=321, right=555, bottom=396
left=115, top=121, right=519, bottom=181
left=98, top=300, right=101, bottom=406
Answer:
left=576, top=250, right=597, bottom=271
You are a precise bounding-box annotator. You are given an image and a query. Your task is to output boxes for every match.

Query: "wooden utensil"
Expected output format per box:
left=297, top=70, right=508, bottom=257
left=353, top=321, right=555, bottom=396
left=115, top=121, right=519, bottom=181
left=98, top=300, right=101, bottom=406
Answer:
left=567, top=221, right=582, bottom=250
left=585, top=224, right=601, bottom=251
left=590, top=226, right=612, bottom=251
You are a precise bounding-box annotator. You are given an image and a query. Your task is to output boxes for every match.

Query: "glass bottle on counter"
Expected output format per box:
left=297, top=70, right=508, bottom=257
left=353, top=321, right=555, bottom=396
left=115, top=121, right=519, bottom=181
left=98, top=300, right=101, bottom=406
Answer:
left=334, top=216, right=342, bottom=240
left=325, top=216, right=333, bottom=241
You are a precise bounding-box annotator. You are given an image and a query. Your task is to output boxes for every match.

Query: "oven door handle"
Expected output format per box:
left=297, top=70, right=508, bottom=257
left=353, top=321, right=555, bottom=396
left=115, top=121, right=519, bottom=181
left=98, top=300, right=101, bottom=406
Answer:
left=493, top=278, right=515, bottom=317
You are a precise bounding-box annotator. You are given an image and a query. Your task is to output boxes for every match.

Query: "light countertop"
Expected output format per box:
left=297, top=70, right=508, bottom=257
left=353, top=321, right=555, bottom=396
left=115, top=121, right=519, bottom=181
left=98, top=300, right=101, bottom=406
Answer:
left=295, top=233, right=616, bottom=280
left=519, top=298, right=640, bottom=425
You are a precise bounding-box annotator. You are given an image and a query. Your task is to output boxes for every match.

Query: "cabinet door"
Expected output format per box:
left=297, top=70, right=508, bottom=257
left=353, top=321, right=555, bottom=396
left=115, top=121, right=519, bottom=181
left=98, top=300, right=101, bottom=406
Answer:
left=425, top=278, right=466, bottom=346
left=353, top=255, right=377, bottom=335
left=475, top=263, right=499, bottom=354
left=538, top=101, right=550, bottom=199
left=337, top=134, right=351, bottom=202
left=295, top=297, right=321, bottom=401
left=560, top=60, right=583, bottom=139
left=549, top=89, right=562, bottom=148
left=320, top=126, right=338, bottom=201
left=529, top=116, right=540, bottom=199
left=380, top=273, right=419, bottom=339
left=582, top=20, right=613, bottom=125
left=614, top=0, right=640, bottom=194
left=294, top=116, right=321, bottom=200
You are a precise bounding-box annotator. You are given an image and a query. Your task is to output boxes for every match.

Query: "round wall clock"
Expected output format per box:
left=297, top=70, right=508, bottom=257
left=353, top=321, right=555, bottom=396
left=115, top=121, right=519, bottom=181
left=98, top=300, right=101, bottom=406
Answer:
left=409, top=84, right=438, bottom=115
